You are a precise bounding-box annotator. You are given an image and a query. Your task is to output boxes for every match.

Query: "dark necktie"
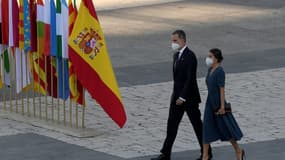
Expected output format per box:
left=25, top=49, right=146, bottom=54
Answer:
left=174, top=52, right=180, bottom=69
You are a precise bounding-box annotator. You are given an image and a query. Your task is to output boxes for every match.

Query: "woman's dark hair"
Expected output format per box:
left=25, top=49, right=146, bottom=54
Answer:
left=210, top=48, right=223, bottom=63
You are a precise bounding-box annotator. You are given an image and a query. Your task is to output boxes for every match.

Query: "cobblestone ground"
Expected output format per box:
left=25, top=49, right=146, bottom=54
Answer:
left=0, top=67, right=284, bottom=158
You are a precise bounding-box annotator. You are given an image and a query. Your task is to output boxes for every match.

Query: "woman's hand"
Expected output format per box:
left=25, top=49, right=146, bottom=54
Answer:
left=215, top=106, right=226, bottom=115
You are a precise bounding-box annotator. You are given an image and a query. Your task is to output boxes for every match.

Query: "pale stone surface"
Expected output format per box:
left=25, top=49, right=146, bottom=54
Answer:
left=1, top=68, right=285, bottom=158
left=90, top=0, right=185, bottom=11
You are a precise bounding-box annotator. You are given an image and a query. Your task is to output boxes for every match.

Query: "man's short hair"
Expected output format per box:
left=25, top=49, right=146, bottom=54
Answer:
left=172, top=30, right=186, bottom=42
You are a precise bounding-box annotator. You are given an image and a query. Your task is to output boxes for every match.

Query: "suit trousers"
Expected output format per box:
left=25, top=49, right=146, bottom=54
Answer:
left=160, top=102, right=205, bottom=157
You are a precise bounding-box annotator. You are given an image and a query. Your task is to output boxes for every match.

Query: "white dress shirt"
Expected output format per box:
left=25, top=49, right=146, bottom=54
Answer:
left=177, top=45, right=187, bottom=102
left=178, top=45, right=187, bottom=59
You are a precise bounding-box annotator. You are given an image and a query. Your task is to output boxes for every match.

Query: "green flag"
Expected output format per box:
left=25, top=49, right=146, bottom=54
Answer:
left=3, top=49, right=10, bottom=73
left=3, top=48, right=11, bottom=86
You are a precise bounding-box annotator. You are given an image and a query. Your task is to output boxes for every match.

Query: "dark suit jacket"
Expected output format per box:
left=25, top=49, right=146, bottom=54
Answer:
left=171, top=47, right=201, bottom=105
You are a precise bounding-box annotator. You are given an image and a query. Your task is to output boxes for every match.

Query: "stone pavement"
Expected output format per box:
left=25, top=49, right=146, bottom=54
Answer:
left=1, top=67, right=285, bottom=159
left=1, top=0, right=285, bottom=159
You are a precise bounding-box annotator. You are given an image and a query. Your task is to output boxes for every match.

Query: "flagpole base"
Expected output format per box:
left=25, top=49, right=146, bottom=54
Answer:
left=0, top=110, right=103, bottom=138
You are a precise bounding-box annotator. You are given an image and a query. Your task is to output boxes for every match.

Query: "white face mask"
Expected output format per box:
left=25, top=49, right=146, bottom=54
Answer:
left=171, top=43, right=180, bottom=51
left=205, top=57, right=214, bottom=67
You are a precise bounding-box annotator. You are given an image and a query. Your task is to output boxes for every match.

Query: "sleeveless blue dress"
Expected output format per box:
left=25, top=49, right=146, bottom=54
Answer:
left=203, top=66, right=243, bottom=143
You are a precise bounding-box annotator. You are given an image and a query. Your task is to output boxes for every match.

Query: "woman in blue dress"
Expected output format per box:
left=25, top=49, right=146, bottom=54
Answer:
left=202, top=48, right=245, bottom=160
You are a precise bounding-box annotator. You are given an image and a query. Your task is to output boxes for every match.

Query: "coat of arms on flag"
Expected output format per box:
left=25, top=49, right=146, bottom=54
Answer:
left=72, top=27, right=104, bottom=60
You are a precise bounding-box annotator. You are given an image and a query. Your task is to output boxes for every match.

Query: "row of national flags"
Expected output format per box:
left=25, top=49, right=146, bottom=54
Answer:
left=0, top=0, right=82, bottom=103
left=0, top=0, right=127, bottom=128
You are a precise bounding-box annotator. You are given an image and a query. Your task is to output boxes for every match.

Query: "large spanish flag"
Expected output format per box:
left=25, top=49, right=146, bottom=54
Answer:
left=69, top=0, right=127, bottom=128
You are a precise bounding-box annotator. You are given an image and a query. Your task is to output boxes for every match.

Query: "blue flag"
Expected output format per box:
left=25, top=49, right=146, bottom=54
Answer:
left=57, top=58, right=69, bottom=100
left=23, top=0, right=31, bottom=51
left=50, top=0, right=57, bottom=56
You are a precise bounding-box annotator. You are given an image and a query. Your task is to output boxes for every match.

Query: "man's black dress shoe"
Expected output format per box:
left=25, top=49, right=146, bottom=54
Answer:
left=150, top=154, right=170, bottom=160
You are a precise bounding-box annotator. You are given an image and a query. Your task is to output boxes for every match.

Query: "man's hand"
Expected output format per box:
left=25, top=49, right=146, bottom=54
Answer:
left=176, top=98, right=184, bottom=106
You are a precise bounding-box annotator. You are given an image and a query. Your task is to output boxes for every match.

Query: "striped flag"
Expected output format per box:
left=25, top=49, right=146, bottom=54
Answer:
left=34, top=0, right=47, bottom=94
left=43, top=0, right=51, bottom=56
left=56, top=0, right=69, bottom=100
left=37, top=0, right=45, bottom=55
left=16, top=0, right=31, bottom=93
left=8, top=0, right=19, bottom=47
left=15, top=48, right=31, bottom=93
left=68, top=0, right=77, bottom=35
left=56, top=0, right=62, bottom=57
left=69, top=0, right=127, bottom=128
left=55, top=0, right=69, bottom=59
left=68, top=0, right=84, bottom=105
left=45, top=0, right=58, bottom=98
left=31, top=53, right=47, bottom=94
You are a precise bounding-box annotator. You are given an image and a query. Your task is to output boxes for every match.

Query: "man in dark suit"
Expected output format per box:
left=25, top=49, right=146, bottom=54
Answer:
left=151, top=30, right=212, bottom=160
